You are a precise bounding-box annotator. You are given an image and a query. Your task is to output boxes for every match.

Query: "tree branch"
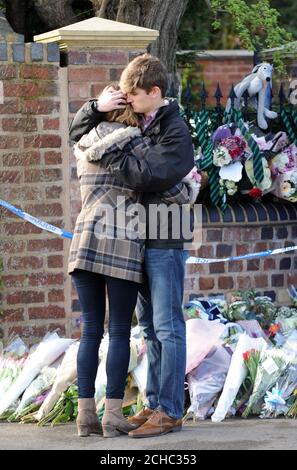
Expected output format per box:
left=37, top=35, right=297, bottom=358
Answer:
left=97, top=0, right=112, bottom=18
left=116, top=0, right=129, bottom=22
left=89, top=0, right=103, bottom=16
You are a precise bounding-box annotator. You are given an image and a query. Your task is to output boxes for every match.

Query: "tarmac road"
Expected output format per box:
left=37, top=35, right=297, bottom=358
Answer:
left=0, top=418, right=296, bottom=451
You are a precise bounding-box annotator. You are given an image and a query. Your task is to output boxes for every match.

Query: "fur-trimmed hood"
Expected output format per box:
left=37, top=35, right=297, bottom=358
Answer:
left=74, top=121, right=141, bottom=162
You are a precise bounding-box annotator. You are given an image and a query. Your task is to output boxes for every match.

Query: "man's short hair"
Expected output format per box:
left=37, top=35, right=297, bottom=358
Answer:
left=120, top=53, right=168, bottom=97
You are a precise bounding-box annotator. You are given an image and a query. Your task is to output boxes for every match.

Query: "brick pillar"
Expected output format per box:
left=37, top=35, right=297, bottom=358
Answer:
left=0, top=41, right=70, bottom=342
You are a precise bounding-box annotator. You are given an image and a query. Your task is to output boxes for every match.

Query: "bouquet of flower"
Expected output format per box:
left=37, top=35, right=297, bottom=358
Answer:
left=2, top=335, right=28, bottom=359
left=10, top=365, right=57, bottom=421
left=260, top=385, right=287, bottom=418
left=286, top=389, right=297, bottom=417
left=274, top=306, right=297, bottom=335
left=188, top=108, right=297, bottom=206
left=211, top=133, right=247, bottom=200
left=212, top=334, right=267, bottom=422
left=271, top=168, right=297, bottom=202
left=0, top=335, right=28, bottom=403
left=233, top=348, right=262, bottom=414
left=242, top=348, right=291, bottom=417
left=243, top=349, right=261, bottom=385
left=12, top=391, right=49, bottom=423
left=184, top=345, right=232, bottom=421
left=260, top=362, right=297, bottom=418
left=35, top=341, right=79, bottom=422
left=0, top=332, right=74, bottom=417
left=38, top=384, right=78, bottom=426
left=225, top=290, right=277, bottom=330
left=287, top=286, right=297, bottom=308
left=244, top=158, right=273, bottom=194
left=220, top=136, right=247, bottom=160
left=270, top=143, right=297, bottom=176
left=0, top=356, right=27, bottom=401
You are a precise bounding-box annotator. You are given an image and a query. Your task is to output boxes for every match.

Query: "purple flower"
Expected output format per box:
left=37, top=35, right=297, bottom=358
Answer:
left=35, top=390, right=50, bottom=404
left=212, top=125, right=232, bottom=144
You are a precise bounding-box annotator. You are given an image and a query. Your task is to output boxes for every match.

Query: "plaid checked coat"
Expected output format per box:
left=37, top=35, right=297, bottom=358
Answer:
left=68, top=122, right=191, bottom=283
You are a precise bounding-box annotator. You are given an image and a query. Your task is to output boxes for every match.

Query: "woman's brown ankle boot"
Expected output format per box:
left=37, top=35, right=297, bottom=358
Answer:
left=102, top=399, right=137, bottom=438
left=76, top=398, right=102, bottom=437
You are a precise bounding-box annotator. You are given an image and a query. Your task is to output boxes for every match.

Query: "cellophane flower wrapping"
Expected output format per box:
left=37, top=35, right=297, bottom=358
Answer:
left=12, top=365, right=58, bottom=419
left=185, top=344, right=232, bottom=420
left=260, top=363, right=297, bottom=418
left=0, top=332, right=74, bottom=417
left=211, top=333, right=267, bottom=422
left=271, top=169, right=297, bottom=202
left=35, top=341, right=79, bottom=421
left=242, top=346, right=294, bottom=417
left=185, top=319, right=226, bottom=374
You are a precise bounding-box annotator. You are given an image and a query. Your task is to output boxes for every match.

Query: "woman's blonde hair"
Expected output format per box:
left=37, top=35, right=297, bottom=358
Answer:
left=105, top=84, right=140, bottom=127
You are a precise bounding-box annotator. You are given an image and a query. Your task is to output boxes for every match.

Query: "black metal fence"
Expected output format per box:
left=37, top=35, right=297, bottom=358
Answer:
left=168, top=81, right=296, bottom=133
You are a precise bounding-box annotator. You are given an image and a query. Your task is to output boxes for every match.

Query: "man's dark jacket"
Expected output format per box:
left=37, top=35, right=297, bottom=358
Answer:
left=69, top=99, right=195, bottom=249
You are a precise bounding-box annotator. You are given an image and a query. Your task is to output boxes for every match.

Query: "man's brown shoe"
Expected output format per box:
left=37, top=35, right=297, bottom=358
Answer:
left=127, top=407, right=154, bottom=428
left=128, top=410, right=182, bottom=438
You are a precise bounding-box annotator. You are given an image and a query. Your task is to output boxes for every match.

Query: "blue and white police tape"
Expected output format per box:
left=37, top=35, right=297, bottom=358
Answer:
left=0, top=199, right=73, bottom=240
left=186, top=245, right=297, bottom=264
left=1, top=199, right=297, bottom=263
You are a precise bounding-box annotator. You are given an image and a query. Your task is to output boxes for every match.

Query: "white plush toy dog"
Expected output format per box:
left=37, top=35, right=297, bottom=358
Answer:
left=226, top=62, right=278, bottom=130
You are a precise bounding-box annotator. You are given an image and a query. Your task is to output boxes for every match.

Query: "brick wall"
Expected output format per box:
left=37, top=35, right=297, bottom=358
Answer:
left=178, top=51, right=254, bottom=106
left=0, top=41, right=70, bottom=343
left=184, top=203, right=297, bottom=306
left=199, top=57, right=253, bottom=105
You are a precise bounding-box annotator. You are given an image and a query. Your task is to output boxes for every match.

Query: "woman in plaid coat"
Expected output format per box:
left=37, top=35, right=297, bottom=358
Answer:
left=69, top=99, right=196, bottom=438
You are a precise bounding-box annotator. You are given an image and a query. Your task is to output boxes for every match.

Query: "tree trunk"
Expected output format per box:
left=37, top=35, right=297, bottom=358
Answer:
left=143, top=0, right=189, bottom=93
left=96, top=0, right=190, bottom=94
left=32, top=0, right=76, bottom=29
left=6, top=0, right=27, bottom=34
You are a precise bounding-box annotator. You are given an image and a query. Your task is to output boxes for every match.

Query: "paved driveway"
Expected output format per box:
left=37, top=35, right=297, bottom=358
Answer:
left=0, top=418, right=296, bottom=450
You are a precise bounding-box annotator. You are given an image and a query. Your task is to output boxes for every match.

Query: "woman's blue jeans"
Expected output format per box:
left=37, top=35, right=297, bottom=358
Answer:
left=71, top=269, right=139, bottom=399
left=136, top=248, right=187, bottom=419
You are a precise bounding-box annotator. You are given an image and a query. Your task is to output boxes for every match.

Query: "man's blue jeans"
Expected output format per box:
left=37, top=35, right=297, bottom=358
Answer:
left=136, top=248, right=187, bottom=420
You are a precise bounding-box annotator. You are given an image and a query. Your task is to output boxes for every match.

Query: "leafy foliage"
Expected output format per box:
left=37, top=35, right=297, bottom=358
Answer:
left=178, top=1, right=296, bottom=74
left=226, top=289, right=277, bottom=330
left=206, top=1, right=293, bottom=72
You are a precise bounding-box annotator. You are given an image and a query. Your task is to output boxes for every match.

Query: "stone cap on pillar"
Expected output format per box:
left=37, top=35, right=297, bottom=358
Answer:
left=34, top=16, right=159, bottom=50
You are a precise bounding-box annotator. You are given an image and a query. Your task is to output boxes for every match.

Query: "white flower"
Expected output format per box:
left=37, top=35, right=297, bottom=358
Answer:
left=227, top=186, right=237, bottom=196
left=290, top=171, right=297, bottom=186
left=225, top=180, right=237, bottom=195
left=271, top=152, right=289, bottom=172
left=280, top=182, right=293, bottom=197
left=225, top=180, right=236, bottom=189
left=213, top=146, right=232, bottom=167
